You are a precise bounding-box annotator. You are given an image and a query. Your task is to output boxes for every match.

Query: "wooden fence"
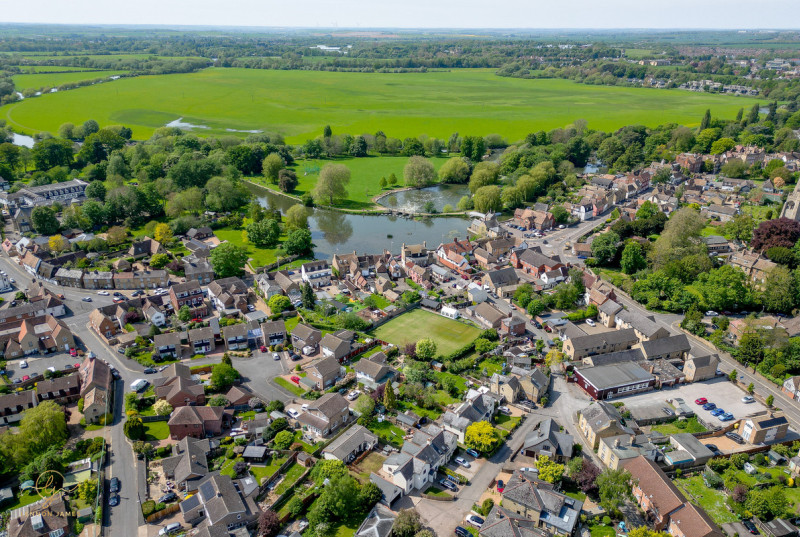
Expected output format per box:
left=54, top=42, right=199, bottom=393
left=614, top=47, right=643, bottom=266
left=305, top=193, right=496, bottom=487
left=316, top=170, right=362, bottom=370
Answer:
left=145, top=502, right=181, bottom=523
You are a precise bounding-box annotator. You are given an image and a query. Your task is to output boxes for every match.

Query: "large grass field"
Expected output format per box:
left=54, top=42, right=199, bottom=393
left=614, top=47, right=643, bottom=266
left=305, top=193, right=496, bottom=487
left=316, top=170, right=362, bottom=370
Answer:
left=251, top=155, right=449, bottom=208
left=370, top=308, right=481, bottom=356
left=2, top=67, right=754, bottom=142
left=13, top=71, right=126, bottom=91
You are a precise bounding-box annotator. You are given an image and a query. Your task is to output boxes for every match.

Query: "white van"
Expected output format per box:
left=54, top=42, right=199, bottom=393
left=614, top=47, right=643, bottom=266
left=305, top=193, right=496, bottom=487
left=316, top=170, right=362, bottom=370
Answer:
left=130, top=379, right=149, bottom=392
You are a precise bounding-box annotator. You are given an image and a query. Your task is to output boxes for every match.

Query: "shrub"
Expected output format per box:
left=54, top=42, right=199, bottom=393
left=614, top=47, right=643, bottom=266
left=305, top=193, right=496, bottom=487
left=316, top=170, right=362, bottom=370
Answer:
left=141, top=500, right=156, bottom=516
left=602, top=516, right=611, bottom=525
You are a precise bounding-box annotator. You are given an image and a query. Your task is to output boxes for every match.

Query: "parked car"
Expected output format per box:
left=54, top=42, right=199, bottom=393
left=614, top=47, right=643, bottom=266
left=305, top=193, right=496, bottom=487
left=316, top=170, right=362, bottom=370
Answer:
left=109, top=494, right=120, bottom=507
left=455, top=527, right=471, bottom=537
left=662, top=407, right=674, bottom=416
left=743, top=520, right=759, bottom=535
left=719, top=412, right=734, bottom=422
left=109, top=477, right=120, bottom=492
left=82, top=297, right=92, bottom=302
left=301, top=404, right=309, bottom=411
left=454, top=456, right=470, bottom=468
left=247, top=305, right=256, bottom=312
left=496, top=479, right=505, bottom=493
left=465, top=449, right=480, bottom=458
left=113, top=292, right=123, bottom=297
left=131, top=290, right=144, bottom=297
left=705, top=444, right=721, bottom=455
left=585, top=319, right=596, bottom=327
left=498, top=406, right=511, bottom=414
left=725, top=432, right=745, bottom=444
left=742, top=395, right=755, bottom=403
left=259, top=346, right=268, bottom=353
left=159, top=523, right=182, bottom=536
left=440, top=479, right=457, bottom=492
left=347, top=390, right=361, bottom=401
left=19, top=361, right=27, bottom=369
left=519, top=467, right=537, bottom=473
left=98, top=290, right=109, bottom=296
left=694, top=397, right=708, bottom=405
left=465, top=514, right=484, bottom=529
left=706, top=311, right=719, bottom=317
left=273, top=353, right=280, bottom=361
left=158, top=492, right=177, bottom=503
left=143, top=367, right=157, bottom=374
left=287, top=408, right=300, bottom=419
left=21, top=375, right=29, bottom=381
left=710, top=408, right=725, bottom=417
left=702, top=402, right=716, bottom=411
left=70, top=348, right=78, bottom=357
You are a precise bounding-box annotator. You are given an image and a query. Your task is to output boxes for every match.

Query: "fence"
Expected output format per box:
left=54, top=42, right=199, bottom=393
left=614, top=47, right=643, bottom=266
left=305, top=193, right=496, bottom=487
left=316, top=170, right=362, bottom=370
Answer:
left=140, top=414, right=169, bottom=423
left=144, top=502, right=181, bottom=523
left=257, top=451, right=298, bottom=498
left=269, top=468, right=312, bottom=512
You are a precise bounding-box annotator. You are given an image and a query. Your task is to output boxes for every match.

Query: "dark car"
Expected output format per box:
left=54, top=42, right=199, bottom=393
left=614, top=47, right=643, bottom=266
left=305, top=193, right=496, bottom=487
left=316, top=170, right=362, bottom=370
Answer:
left=726, top=432, right=745, bottom=444
left=496, top=479, right=505, bottom=492
left=109, top=494, right=120, bottom=507
left=455, top=528, right=470, bottom=537
left=705, top=444, right=721, bottom=455
left=440, top=479, right=457, bottom=492
left=743, top=520, right=759, bottom=535
left=159, top=492, right=178, bottom=503
left=109, top=477, right=120, bottom=493
left=702, top=402, right=716, bottom=411
left=131, top=290, right=143, bottom=297
left=113, top=292, right=123, bottom=297
left=143, top=367, right=157, bottom=374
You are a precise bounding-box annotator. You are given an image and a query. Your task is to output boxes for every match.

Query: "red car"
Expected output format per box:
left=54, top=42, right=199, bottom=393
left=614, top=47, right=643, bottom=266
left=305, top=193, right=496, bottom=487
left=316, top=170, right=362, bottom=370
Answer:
left=291, top=376, right=301, bottom=384
left=22, top=375, right=29, bottom=381
left=259, top=346, right=268, bottom=353
left=69, top=348, right=78, bottom=357
left=191, top=318, right=203, bottom=323
left=695, top=397, right=708, bottom=405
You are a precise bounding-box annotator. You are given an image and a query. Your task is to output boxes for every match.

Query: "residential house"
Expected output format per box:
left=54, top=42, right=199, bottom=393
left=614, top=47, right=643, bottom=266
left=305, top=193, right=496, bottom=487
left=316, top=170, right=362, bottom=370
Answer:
left=184, top=259, right=215, bottom=285
left=188, top=326, right=215, bottom=355
left=563, top=328, right=639, bottom=360
left=161, top=436, right=213, bottom=493
left=636, top=334, right=691, bottom=361
left=297, top=393, right=351, bottom=438
left=578, top=401, right=634, bottom=449
left=15, top=178, right=87, bottom=206
left=168, top=405, right=230, bottom=440
left=377, top=424, right=457, bottom=496
left=306, top=356, right=345, bottom=390
left=482, top=267, right=520, bottom=297
left=512, top=248, right=565, bottom=278
left=322, top=424, right=379, bottom=463
left=261, top=320, right=287, bottom=346
left=783, top=376, right=800, bottom=401
left=441, top=392, right=496, bottom=443
left=7, top=494, right=70, bottom=537
left=179, top=473, right=258, bottom=529
left=354, top=352, right=395, bottom=389
left=401, top=242, right=433, bottom=267
left=511, top=367, right=549, bottom=402
left=187, top=227, right=214, bottom=240
left=11, top=206, right=32, bottom=233
left=292, top=323, right=322, bottom=354
left=574, top=362, right=656, bottom=400
left=614, top=310, right=670, bottom=342
left=667, top=433, right=715, bottom=467
left=54, top=268, right=84, bottom=288
left=501, top=470, right=583, bottom=535
left=320, top=333, right=352, bottom=361
left=83, top=271, right=114, bottom=290
left=207, top=277, right=250, bottom=313
left=83, top=386, right=109, bottom=424
left=705, top=204, right=739, bottom=222
left=78, top=355, right=112, bottom=397
left=490, top=372, right=521, bottom=403
left=113, top=270, right=169, bottom=290
left=740, top=411, right=789, bottom=444
left=521, top=418, right=574, bottom=462
left=598, top=434, right=661, bottom=470
left=255, top=272, right=283, bottom=300
left=703, top=235, right=733, bottom=256
left=500, top=314, right=527, bottom=337
left=473, top=302, right=507, bottom=330
left=155, top=372, right=205, bottom=408
left=406, top=264, right=432, bottom=290
left=625, top=456, right=686, bottom=530
left=354, top=505, right=397, bottom=537
left=729, top=250, right=777, bottom=286
left=301, top=260, right=332, bottom=288
left=36, top=374, right=80, bottom=404
left=170, top=281, right=209, bottom=318
left=755, top=519, right=798, bottom=537
left=128, top=236, right=165, bottom=259
left=222, top=324, right=249, bottom=351
left=668, top=503, right=725, bottom=537
left=514, top=208, right=554, bottom=230
left=225, top=385, right=254, bottom=407
left=0, top=390, right=38, bottom=426
left=154, top=332, right=184, bottom=360
left=598, top=300, right=623, bottom=328
left=435, top=238, right=474, bottom=276
left=684, top=353, right=721, bottom=382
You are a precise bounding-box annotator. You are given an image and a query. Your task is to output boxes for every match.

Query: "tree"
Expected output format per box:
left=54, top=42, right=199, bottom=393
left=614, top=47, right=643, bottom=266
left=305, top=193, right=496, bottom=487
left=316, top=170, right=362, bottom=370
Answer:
left=247, top=219, right=280, bottom=248
left=284, top=228, right=313, bottom=256
left=177, top=305, right=192, bottom=322
left=85, top=181, right=106, bottom=201
left=273, top=430, right=294, bottom=450
left=403, top=156, right=436, bottom=188
left=268, top=294, right=292, bottom=313
left=32, top=138, right=73, bottom=170
left=301, top=283, right=316, bottom=310
left=257, top=509, right=281, bottom=537
left=535, top=455, right=565, bottom=484
left=551, top=205, right=570, bottom=224
left=48, top=235, right=67, bottom=254
left=763, top=266, right=797, bottom=313
left=752, top=218, right=800, bottom=252
left=210, top=242, right=249, bottom=278
left=415, top=338, right=437, bottom=361
left=149, top=253, right=170, bottom=269
left=620, top=242, right=647, bottom=274
left=729, top=369, right=738, bottom=382
left=384, top=383, right=397, bottom=410
left=721, top=159, right=749, bottom=178
left=392, top=509, right=423, bottom=537
left=278, top=169, right=298, bottom=192
left=153, top=400, right=173, bottom=416
left=767, top=394, right=775, bottom=407
left=31, top=206, right=59, bottom=235
left=210, top=363, right=240, bottom=392
left=262, top=153, right=284, bottom=184
left=313, top=163, right=350, bottom=205
left=106, top=225, right=128, bottom=246
left=629, top=528, right=670, bottom=537
left=438, top=157, right=470, bottom=184
left=465, top=421, right=498, bottom=453
left=474, top=338, right=496, bottom=354
left=379, top=176, right=388, bottom=189
left=723, top=213, right=756, bottom=243
left=575, top=459, right=601, bottom=493
left=636, top=201, right=660, bottom=220
left=596, top=468, right=630, bottom=512
left=650, top=207, right=707, bottom=269
left=591, top=231, right=620, bottom=265
left=354, top=394, right=375, bottom=416
left=473, top=185, right=502, bottom=213
left=285, top=204, right=309, bottom=230
left=700, top=108, right=711, bottom=131
left=124, top=416, right=145, bottom=441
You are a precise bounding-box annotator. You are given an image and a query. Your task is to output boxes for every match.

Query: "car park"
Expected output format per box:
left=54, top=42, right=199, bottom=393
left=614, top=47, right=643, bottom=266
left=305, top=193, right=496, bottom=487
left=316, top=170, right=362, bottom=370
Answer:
left=742, top=396, right=755, bottom=403
left=465, top=514, right=484, bottom=529
left=694, top=397, right=707, bottom=405
left=726, top=432, right=745, bottom=444
left=454, top=456, right=470, bottom=468
left=440, top=479, right=457, bottom=491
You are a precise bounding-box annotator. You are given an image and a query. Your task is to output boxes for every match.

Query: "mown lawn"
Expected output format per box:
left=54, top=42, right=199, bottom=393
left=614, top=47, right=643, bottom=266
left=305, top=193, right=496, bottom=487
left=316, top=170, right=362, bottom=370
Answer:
left=675, top=476, right=738, bottom=525
left=651, top=417, right=707, bottom=435
left=371, top=309, right=480, bottom=357
left=275, top=463, right=307, bottom=495
left=274, top=377, right=306, bottom=396
left=367, top=419, right=406, bottom=447
left=144, top=421, right=170, bottom=441
left=250, top=455, right=289, bottom=484
left=495, top=414, right=521, bottom=431
left=2, top=489, right=52, bottom=512
left=214, top=226, right=313, bottom=269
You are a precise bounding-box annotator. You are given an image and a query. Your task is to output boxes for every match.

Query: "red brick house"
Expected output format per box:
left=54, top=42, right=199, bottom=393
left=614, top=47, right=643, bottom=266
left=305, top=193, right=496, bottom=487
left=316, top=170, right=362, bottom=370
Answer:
left=513, top=208, right=554, bottom=230
left=169, top=281, right=208, bottom=318
left=168, top=405, right=231, bottom=440
left=511, top=248, right=564, bottom=278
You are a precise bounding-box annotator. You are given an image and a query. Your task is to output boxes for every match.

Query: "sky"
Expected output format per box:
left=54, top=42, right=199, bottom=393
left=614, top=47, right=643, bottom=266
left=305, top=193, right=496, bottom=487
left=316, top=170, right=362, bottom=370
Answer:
left=2, top=0, right=799, bottom=29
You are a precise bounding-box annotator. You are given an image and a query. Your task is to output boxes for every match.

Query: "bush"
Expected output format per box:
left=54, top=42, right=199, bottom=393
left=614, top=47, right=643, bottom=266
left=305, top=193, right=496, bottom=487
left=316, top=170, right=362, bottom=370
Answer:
left=141, top=500, right=156, bottom=517
left=602, top=516, right=611, bottom=525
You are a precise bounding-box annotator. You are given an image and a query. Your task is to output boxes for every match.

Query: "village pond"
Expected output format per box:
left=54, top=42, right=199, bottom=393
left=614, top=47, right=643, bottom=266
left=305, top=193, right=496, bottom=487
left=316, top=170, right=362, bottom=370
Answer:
left=248, top=183, right=470, bottom=259
left=376, top=184, right=470, bottom=213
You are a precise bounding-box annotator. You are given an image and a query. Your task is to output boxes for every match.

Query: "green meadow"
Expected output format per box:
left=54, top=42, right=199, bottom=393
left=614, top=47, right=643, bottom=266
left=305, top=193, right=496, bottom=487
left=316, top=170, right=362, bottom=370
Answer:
left=13, top=71, right=126, bottom=91
left=2, top=67, right=754, bottom=142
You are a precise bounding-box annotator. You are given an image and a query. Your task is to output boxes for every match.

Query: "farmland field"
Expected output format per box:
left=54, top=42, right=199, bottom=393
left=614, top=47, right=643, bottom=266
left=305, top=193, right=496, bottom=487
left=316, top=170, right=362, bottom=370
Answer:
left=2, top=67, right=754, bottom=142
left=13, top=71, right=126, bottom=91
left=371, top=308, right=481, bottom=356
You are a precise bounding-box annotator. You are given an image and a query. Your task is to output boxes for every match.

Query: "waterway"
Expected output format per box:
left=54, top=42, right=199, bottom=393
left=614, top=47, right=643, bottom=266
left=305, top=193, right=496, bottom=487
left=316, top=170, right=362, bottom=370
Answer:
left=12, top=133, right=34, bottom=148
left=376, top=184, right=470, bottom=213
left=247, top=183, right=470, bottom=259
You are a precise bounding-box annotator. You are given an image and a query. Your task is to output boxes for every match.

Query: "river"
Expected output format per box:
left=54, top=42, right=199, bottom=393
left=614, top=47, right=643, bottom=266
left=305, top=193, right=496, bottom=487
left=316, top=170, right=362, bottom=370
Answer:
left=247, top=183, right=470, bottom=259
left=377, top=184, right=470, bottom=213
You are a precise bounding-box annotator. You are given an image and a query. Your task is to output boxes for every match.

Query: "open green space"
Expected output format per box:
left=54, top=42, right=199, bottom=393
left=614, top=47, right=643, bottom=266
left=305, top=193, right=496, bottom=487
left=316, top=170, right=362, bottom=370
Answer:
left=366, top=419, right=406, bottom=447
left=250, top=455, right=289, bottom=484
left=371, top=309, right=481, bottom=357
left=251, top=155, right=448, bottom=208
left=2, top=68, right=753, bottom=141
left=13, top=71, right=127, bottom=91
left=143, top=421, right=170, bottom=441
left=675, top=476, right=738, bottom=525
left=650, top=416, right=707, bottom=435
left=589, top=525, right=616, bottom=537
left=213, top=226, right=313, bottom=269
left=274, top=377, right=307, bottom=396
left=495, top=414, right=521, bottom=431
left=1, top=489, right=52, bottom=512
left=275, top=462, right=306, bottom=495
